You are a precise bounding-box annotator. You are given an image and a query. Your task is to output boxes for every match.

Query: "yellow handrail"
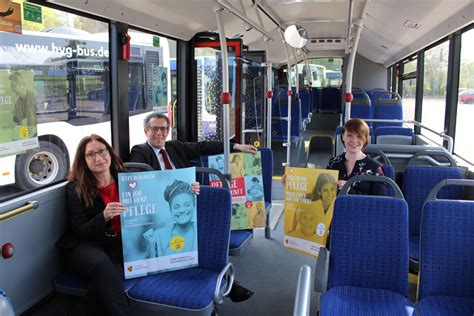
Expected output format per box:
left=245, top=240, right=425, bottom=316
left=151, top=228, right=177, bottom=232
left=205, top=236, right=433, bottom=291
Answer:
left=0, top=201, right=39, bottom=222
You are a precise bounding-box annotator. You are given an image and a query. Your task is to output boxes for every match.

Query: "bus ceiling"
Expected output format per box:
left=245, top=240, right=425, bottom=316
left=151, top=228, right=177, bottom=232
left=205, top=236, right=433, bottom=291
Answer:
left=41, top=0, right=473, bottom=67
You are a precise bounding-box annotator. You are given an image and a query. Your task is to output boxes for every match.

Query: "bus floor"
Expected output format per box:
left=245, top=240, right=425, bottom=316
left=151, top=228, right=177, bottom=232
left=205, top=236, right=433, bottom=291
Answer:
left=23, top=212, right=418, bottom=316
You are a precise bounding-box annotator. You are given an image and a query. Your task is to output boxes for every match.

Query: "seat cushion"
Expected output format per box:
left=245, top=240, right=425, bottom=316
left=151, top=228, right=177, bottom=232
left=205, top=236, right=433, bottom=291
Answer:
left=409, top=235, right=420, bottom=262
left=127, top=268, right=220, bottom=310
left=417, top=295, right=474, bottom=316
left=229, top=230, right=252, bottom=249
left=320, top=286, right=414, bottom=316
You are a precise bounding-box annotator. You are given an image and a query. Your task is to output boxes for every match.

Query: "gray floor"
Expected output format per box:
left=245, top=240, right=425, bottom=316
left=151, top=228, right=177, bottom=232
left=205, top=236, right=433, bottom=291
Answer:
left=217, top=219, right=320, bottom=316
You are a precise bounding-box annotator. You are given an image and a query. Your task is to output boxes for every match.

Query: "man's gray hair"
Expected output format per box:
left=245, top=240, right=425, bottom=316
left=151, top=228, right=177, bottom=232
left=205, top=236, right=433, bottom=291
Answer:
left=143, top=112, right=170, bottom=129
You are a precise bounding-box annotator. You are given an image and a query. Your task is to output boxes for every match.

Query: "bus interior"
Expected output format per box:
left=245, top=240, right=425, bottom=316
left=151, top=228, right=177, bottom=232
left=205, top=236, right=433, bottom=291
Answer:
left=1, top=0, right=473, bottom=315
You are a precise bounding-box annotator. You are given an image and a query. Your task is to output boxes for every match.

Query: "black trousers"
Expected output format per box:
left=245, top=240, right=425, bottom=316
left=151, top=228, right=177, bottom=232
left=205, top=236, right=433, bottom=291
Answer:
left=64, top=237, right=130, bottom=316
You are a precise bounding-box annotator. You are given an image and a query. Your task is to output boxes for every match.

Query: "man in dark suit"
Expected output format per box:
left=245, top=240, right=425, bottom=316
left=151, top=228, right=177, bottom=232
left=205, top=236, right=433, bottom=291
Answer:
left=129, top=112, right=256, bottom=302
left=129, top=112, right=256, bottom=170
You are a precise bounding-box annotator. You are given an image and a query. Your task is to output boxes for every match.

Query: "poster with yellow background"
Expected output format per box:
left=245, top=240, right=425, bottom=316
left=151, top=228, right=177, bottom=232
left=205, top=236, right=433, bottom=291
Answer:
left=0, top=0, right=21, bottom=34
left=284, top=167, right=338, bottom=258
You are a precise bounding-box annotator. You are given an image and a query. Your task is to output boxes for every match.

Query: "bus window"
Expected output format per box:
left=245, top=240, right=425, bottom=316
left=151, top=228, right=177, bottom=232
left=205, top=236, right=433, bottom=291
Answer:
left=195, top=46, right=239, bottom=142
left=455, top=28, right=474, bottom=164
left=422, top=40, right=449, bottom=145
left=0, top=6, right=112, bottom=198
left=400, top=58, right=417, bottom=121
left=127, top=29, right=174, bottom=146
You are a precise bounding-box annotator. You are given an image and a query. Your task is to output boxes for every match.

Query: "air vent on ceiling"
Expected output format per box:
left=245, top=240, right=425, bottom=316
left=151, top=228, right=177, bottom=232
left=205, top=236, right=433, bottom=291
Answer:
left=307, top=38, right=346, bottom=51
left=403, top=20, right=421, bottom=29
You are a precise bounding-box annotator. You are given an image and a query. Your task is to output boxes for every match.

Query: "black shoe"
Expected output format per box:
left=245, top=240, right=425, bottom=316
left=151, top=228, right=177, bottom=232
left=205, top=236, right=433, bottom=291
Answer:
left=228, top=281, right=254, bottom=303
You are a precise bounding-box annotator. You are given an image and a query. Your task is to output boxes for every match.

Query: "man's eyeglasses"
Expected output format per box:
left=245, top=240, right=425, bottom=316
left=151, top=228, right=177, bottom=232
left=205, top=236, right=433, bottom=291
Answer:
left=148, top=126, right=169, bottom=133
left=85, top=148, right=109, bottom=160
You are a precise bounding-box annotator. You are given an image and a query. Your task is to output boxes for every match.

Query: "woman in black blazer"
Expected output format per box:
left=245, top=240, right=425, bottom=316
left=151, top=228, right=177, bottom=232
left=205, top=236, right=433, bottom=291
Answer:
left=58, top=134, right=130, bottom=315
left=58, top=134, right=201, bottom=315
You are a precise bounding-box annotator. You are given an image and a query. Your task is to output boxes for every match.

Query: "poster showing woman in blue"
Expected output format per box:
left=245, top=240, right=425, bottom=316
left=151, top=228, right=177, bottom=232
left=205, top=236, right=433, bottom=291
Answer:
left=118, top=167, right=198, bottom=279
left=143, top=180, right=197, bottom=256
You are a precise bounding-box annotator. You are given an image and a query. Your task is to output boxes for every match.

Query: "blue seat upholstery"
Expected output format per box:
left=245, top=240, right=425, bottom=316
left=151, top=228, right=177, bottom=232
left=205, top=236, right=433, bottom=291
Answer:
left=350, top=98, right=371, bottom=121
left=373, top=93, right=403, bottom=131
left=127, top=186, right=233, bottom=314
left=319, top=193, right=414, bottom=315
left=271, top=87, right=301, bottom=141
left=416, top=296, right=474, bottom=316
left=402, top=166, right=463, bottom=263
left=349, top=89, right=371, bottom=124
left=321, top=286, right=414, bottom=316
left=417, top=184, right=474, bottom=316
left=367, top=88, right=389, bottom=118
left=312, top=87, right=321, bottom=112
left=320, top=87, right=341, bottom=113
left=299, top=87, right=311, bottom=123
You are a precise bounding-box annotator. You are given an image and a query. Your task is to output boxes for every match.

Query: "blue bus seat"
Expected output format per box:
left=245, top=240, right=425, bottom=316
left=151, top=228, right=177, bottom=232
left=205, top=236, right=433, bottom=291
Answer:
left=348, top=89, right=372, bottom=128
left=372, top=92, right=403, bottom=131
left=367, top=88, right=390, bottom=118
left=299, top=87, right=312, bottom=123
left=320, top=87, right=341, bottom=113
left=127, top=186, right=234, bottom=314
left=402, top=166, right=463, bottom=266
left=315, top=176, right=414, bottom=315
left=271, top=87, right=301, bottom=141
left=417, top=179, right=474, bottom=316
left=375, top=126, right=414, bottom=145
left=351, top=87, right=367, bottom=99
left=311, top=87, right=321, bottom=113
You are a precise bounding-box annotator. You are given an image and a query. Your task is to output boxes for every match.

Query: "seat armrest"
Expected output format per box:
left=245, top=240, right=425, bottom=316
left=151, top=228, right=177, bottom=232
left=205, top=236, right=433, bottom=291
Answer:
left=214, top=262, right=235, bottom=304
left=314, top=247, right=329, bottom=293
left=293, top=265, right=311, bottom=316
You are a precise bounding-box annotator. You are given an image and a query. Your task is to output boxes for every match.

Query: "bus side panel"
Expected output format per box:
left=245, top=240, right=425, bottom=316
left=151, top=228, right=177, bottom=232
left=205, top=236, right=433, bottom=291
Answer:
left=0, top=183, right=67, bottom=313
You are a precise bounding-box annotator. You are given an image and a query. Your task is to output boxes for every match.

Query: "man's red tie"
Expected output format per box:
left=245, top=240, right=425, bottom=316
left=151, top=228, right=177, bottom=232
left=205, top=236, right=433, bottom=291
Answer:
left=160, top=149, right=173, bottom=170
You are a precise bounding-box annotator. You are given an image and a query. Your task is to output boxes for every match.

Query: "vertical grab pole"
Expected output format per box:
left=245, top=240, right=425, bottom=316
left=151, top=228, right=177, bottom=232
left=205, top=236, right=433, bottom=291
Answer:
left=254, top=4, right=273, bottom=149
left=344, top=19, right=363, bottom=123
left=266, top=64, right=273, bottom=149
left=279, top=29, right=293, bottom=166
left=214, top=4, right=231, bottom=177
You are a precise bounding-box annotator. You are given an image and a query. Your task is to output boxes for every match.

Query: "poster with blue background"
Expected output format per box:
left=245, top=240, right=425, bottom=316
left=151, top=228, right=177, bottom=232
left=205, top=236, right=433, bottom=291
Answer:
left=118, top=167, right=197, bottom=279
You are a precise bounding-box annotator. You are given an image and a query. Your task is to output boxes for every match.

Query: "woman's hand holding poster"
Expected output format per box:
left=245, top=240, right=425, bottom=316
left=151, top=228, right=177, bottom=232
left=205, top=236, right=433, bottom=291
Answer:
left=284, top=167, right=338, bottom=258
left=118, top=167, right=198, bottom=279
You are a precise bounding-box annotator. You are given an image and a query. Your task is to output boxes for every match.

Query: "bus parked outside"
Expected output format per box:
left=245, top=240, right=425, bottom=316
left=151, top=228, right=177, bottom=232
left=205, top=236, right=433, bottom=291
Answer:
left=0, top=22, right=172, bottom=191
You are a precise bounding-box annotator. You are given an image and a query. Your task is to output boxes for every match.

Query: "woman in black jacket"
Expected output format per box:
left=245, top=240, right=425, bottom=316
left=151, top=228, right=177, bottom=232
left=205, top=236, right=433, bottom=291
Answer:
left=58, top=134, right=130, bottom=315
left=327, top=118, right=386, bottom=195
